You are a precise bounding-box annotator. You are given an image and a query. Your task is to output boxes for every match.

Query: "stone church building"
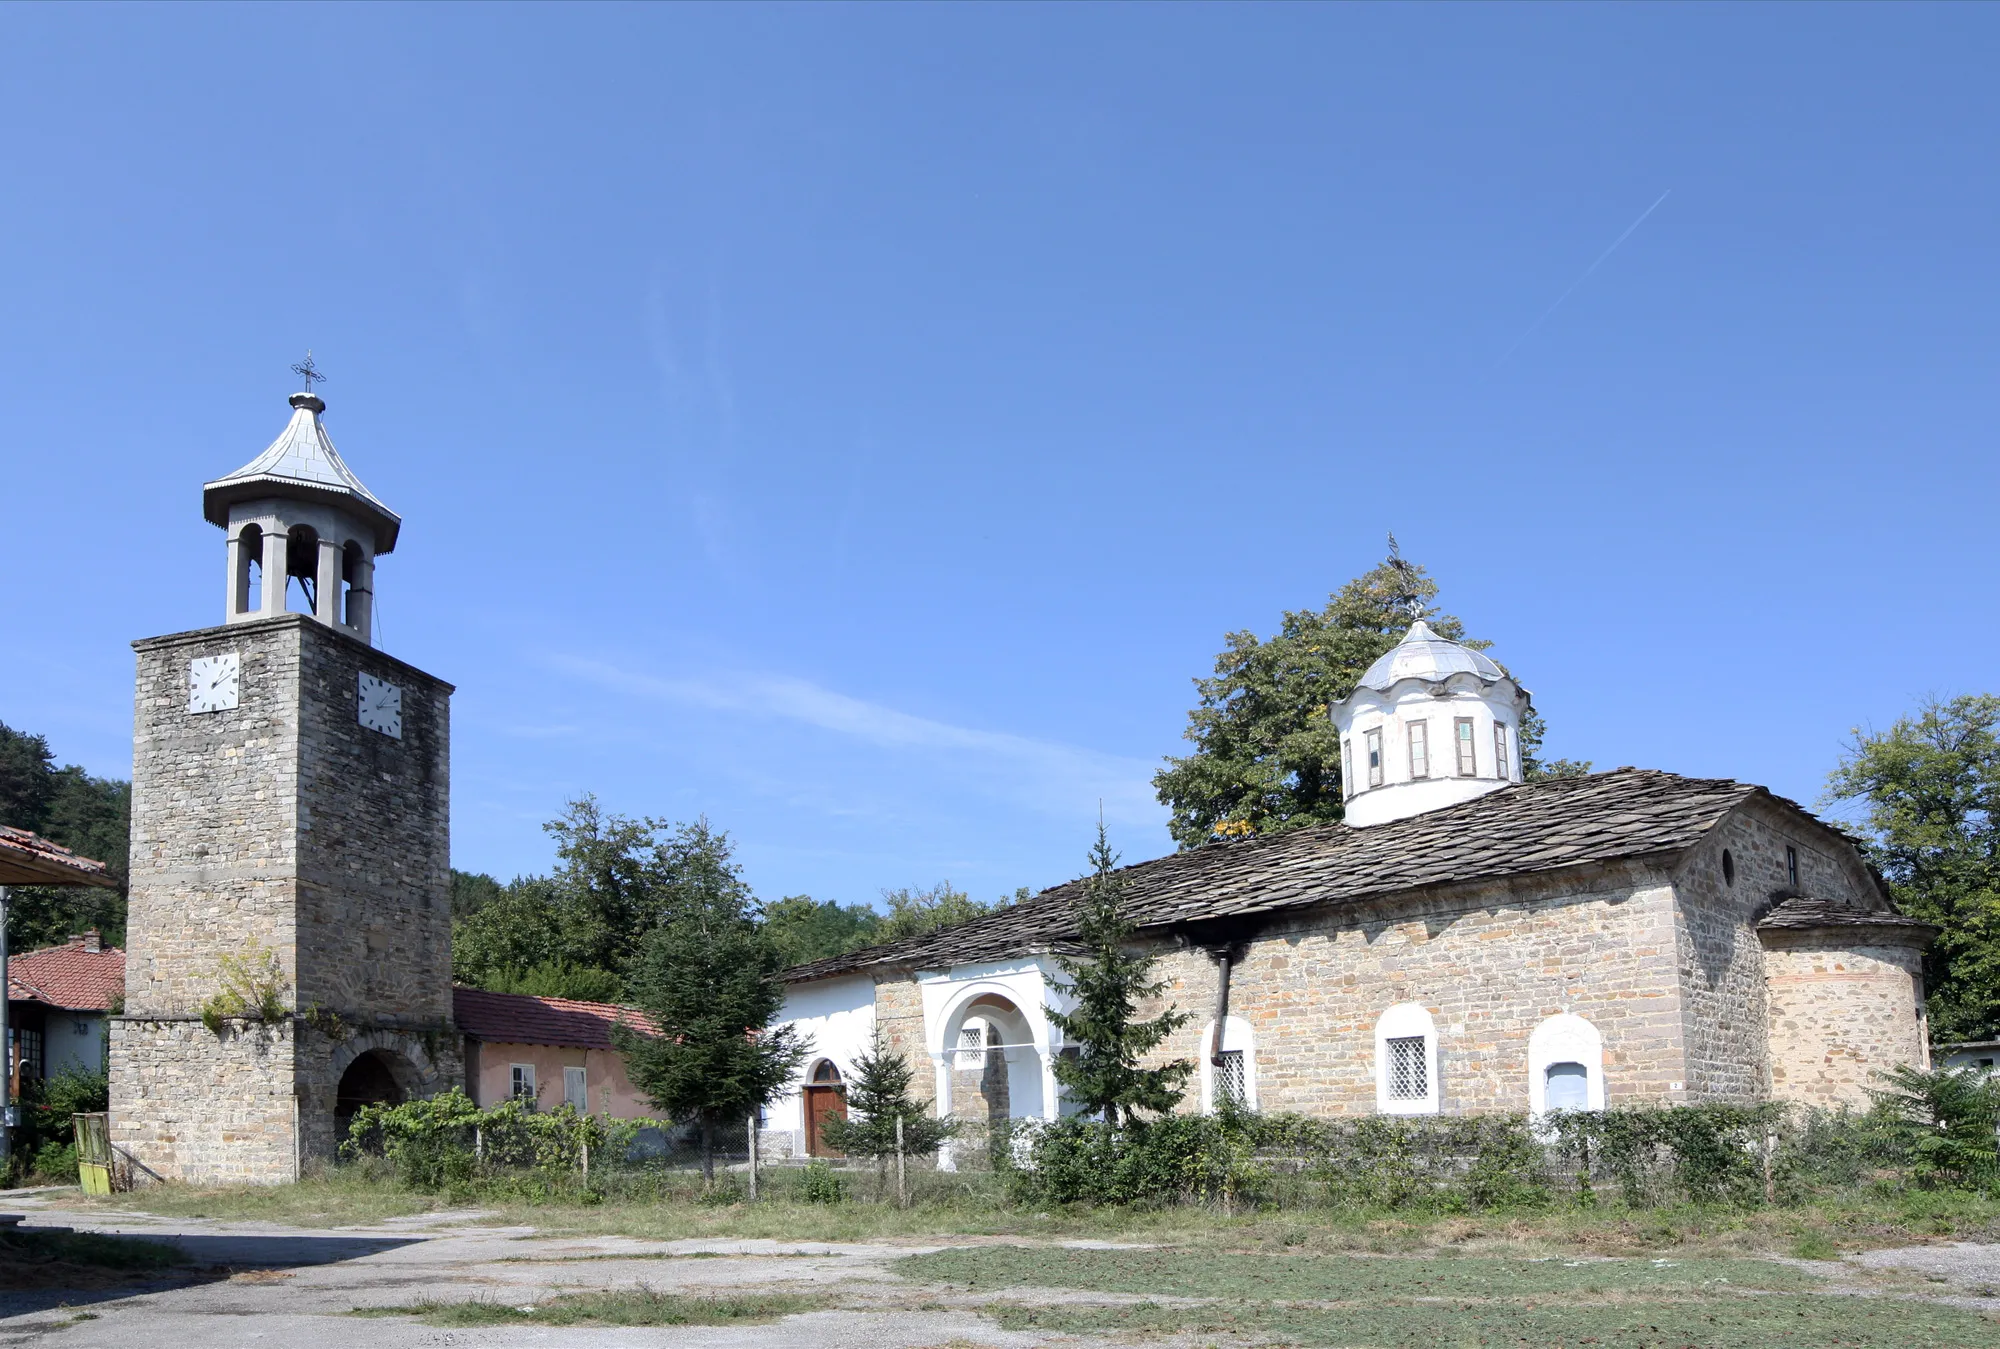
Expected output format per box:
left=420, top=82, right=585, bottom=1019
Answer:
left=771, top=623, right=1934, bottom=1154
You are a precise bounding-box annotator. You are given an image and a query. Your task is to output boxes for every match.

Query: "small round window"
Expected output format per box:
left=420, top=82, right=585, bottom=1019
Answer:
left=1722, top=849, right=1736, bottom=886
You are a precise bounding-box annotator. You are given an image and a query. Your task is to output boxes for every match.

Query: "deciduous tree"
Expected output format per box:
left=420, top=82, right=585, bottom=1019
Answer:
left=1826, top=694, right=2000, bottom=1042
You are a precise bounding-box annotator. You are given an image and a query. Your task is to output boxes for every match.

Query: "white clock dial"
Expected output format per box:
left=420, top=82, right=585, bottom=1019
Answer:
left=357, top=673, right=403, bottom=739
left=187, top=653, right=240, bottom=714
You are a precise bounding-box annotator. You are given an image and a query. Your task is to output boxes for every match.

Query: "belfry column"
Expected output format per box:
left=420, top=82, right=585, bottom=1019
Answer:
left=315, top=537, right=342, bottom=627
left=224, top=530, right=247, bottom=618
left=259, top=527, right=287, bottom=615
left=348, top=554, right=374, bottom=643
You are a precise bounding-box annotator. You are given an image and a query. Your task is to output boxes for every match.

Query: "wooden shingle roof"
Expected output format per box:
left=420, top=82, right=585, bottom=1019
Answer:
left=784, top=768, right=1793, bottom=985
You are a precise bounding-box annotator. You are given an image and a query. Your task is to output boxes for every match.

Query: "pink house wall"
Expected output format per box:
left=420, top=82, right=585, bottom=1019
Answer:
left=465, top=1039, right=653, bottom=1118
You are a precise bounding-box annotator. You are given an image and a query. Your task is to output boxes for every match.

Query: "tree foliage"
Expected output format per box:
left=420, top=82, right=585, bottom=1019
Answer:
left=0, top=720, right=130, bottom=951
left=1870, top=1063, right=2000, bottom=1189
left=764, top=883, right=1025, bottom=968
left=817, top=1031, right=958, bottom=1170
left=1826, top=694, right=2000, bottom=1041
left=617, top=818, right=807, bottom=1179
left=1152, top=551, right=1587, bottom=850
left=1044, top=823, right=1191, bottom=1126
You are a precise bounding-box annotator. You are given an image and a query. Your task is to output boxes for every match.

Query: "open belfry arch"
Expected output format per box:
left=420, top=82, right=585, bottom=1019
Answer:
left=111, top=368, right=458, bottom=1183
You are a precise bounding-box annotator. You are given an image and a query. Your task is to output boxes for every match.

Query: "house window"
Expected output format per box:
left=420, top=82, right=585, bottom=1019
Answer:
left=564, top=1065, right=588, bottom=1113
left=1454, top=717, right=1477, bottom=776
left=10, top=1026, right=44, bottom=1084
left=1786, top=846, right=1799, bottom=888
left=1385, top=1037, right=1428, bottom=1101
left=1407, top=721, right=1429, bottom=779
left=1374, top=1003, right=1439, bottom=1115
left=511, top=1063, right=537, bottom=1108
left=1365, top=727, right=1384, bottom=787
left=1494, top=723, right=1510, bottom=780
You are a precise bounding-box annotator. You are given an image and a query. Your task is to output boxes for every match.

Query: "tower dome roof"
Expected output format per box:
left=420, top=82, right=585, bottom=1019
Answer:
left=203, top=392, right=400, bottom=552
left=1355, top=620, right=1507, bottom=692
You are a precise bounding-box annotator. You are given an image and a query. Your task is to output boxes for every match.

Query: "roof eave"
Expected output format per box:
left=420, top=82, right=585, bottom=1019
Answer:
left=202, top=477, right=402, bottom=553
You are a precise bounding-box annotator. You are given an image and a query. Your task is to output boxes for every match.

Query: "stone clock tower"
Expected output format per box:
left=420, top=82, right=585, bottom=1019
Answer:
left=110, top=381, right=459, bottom=1184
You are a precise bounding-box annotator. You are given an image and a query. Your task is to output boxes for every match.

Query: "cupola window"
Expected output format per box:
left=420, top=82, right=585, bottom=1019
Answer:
left=1494, top=723, right=1510, bottom=780
left=1454, top=717, right=1477, bottom=776
left=1365, top=728, right=1384, bottom=787
left=1407, top=721, right=1429, bottom=779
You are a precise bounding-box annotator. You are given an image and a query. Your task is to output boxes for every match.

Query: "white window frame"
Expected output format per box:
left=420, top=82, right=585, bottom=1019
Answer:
left=1527, top=1013, right=1605, bottom=1115
left=1199, top=1016, right=1258, bottom=1113
left=1364, top=727, right=1384, bottom=787
left=510, top=1062, right=537, bottom=1108
left=1407, top=720, right=1429, bottom=780
left=1374, top=1003, right=1440, bottom=1115
left=1493, top=722, right=1510, bottom=780
left=563, top=1064, right=588, bottom=1113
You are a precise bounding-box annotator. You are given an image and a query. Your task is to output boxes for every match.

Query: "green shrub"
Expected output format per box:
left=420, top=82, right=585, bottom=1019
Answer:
left=800, top=1160, right=846, bottom=1204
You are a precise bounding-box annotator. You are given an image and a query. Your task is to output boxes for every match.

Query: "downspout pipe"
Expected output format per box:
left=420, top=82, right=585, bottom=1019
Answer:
left=1211, top=947, right=1231, bottom=1066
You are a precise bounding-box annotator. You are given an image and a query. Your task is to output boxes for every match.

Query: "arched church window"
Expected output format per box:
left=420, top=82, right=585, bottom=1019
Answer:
left=1528, top=1013, right=1604, bottom=1114
left=1374, top=1003, right=1439, bottom=1115
left=812, top=1059, right=842, bottom=1084
left=1202, top=1016, right=1256, bottom=1113
left=1722, top=850, right=1736, bottom=887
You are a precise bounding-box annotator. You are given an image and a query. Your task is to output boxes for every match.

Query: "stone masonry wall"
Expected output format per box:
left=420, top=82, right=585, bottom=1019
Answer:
left=1763, top=932, right=1927, bottom=1108
left=108, top=1018, right=299, bottom=1185
left=293, top=618, right=454, bottom=1025
left=1671, top=799, right=1895, bottom=1102
left=874, top=974, right=932, bottom=1106
left=1129, top=862, right=1691, bottom=1116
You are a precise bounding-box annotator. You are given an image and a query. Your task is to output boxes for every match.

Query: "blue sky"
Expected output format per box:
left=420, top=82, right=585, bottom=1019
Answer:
left=3, top=5, right=1995, bottom=906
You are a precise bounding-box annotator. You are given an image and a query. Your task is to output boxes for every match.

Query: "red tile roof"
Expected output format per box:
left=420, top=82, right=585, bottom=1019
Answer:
left=7, top=934, right=125, bottom=1011
left=0, top=826, right=117, bottom=888
left=452, top=986, right=659, bottom=1049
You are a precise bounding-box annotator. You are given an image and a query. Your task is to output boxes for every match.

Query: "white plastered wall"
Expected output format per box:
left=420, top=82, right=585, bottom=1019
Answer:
left=769, top=975, right=877, bottom=1149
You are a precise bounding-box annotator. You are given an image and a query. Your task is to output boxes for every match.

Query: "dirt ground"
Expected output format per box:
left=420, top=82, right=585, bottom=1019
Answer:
left=7, top=1188, right=2000, bottom=1348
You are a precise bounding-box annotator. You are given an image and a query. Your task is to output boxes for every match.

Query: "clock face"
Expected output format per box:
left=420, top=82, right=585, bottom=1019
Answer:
left=188, top=653, right=240, bottom=714
left=357, top=673, right=403, bottom=739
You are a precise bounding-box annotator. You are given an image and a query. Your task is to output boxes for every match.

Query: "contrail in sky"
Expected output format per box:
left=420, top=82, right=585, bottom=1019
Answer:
left=1498, top=188, right=1673, bottom=365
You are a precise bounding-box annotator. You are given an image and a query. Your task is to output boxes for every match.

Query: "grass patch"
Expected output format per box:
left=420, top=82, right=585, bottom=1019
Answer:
left=993, top=1296, right=2000, bottom=1348
left=901, top=1246, right=1822, bottom=1300
left=0, top=1227, right=183, bottom=1289
left=355, top=1287, right=831, bottom=1327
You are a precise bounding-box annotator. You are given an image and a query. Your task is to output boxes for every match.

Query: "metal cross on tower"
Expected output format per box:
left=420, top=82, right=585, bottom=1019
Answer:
left=1386, top=531, right=1424, bottom=621
left=291, top=352, right=326, bottom=395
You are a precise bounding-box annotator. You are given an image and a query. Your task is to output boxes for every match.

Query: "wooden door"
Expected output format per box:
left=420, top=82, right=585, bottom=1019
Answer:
left=803, top=1085, right=848, bottom=1157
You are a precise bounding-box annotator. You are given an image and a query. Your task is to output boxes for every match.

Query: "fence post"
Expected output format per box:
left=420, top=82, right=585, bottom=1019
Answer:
left=581, top=1137, right=590, bottom=1186
left=895, top=1114, right=907, bottom=1209
left=474, top=1125, right=484, bottom=1163
left=1762, top=1131, right=1777, bottom=1205
left=747, top=1112, right=759, bottom=1202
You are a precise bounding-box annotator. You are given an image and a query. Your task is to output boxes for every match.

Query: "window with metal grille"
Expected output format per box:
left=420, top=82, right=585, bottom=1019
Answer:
left=1407, top=721, right=1428, bottom=779
left=956, top=1025, right=987, bottom=1069
left=1365, top=727, right=1384, bottom=787
left=1385, top=1035, right=1428, bottom=1101
left=1454, top=718, right=1477, bottom=776
left=1493, top=723, right=1509, bottom=779
left=1214, top=1049, right=1247, bottom=1106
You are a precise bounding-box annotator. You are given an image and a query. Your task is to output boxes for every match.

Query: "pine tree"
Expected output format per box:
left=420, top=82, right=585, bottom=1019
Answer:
left=618, top=819, right=807, bottom=1181
left=1044, top=822, right=1191, bottom=1127
left=818, top=1031, right=958, bottom=1182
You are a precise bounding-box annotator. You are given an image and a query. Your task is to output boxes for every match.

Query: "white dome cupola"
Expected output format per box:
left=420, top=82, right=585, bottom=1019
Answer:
left=1331, top=620, right=1533, bottom=827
